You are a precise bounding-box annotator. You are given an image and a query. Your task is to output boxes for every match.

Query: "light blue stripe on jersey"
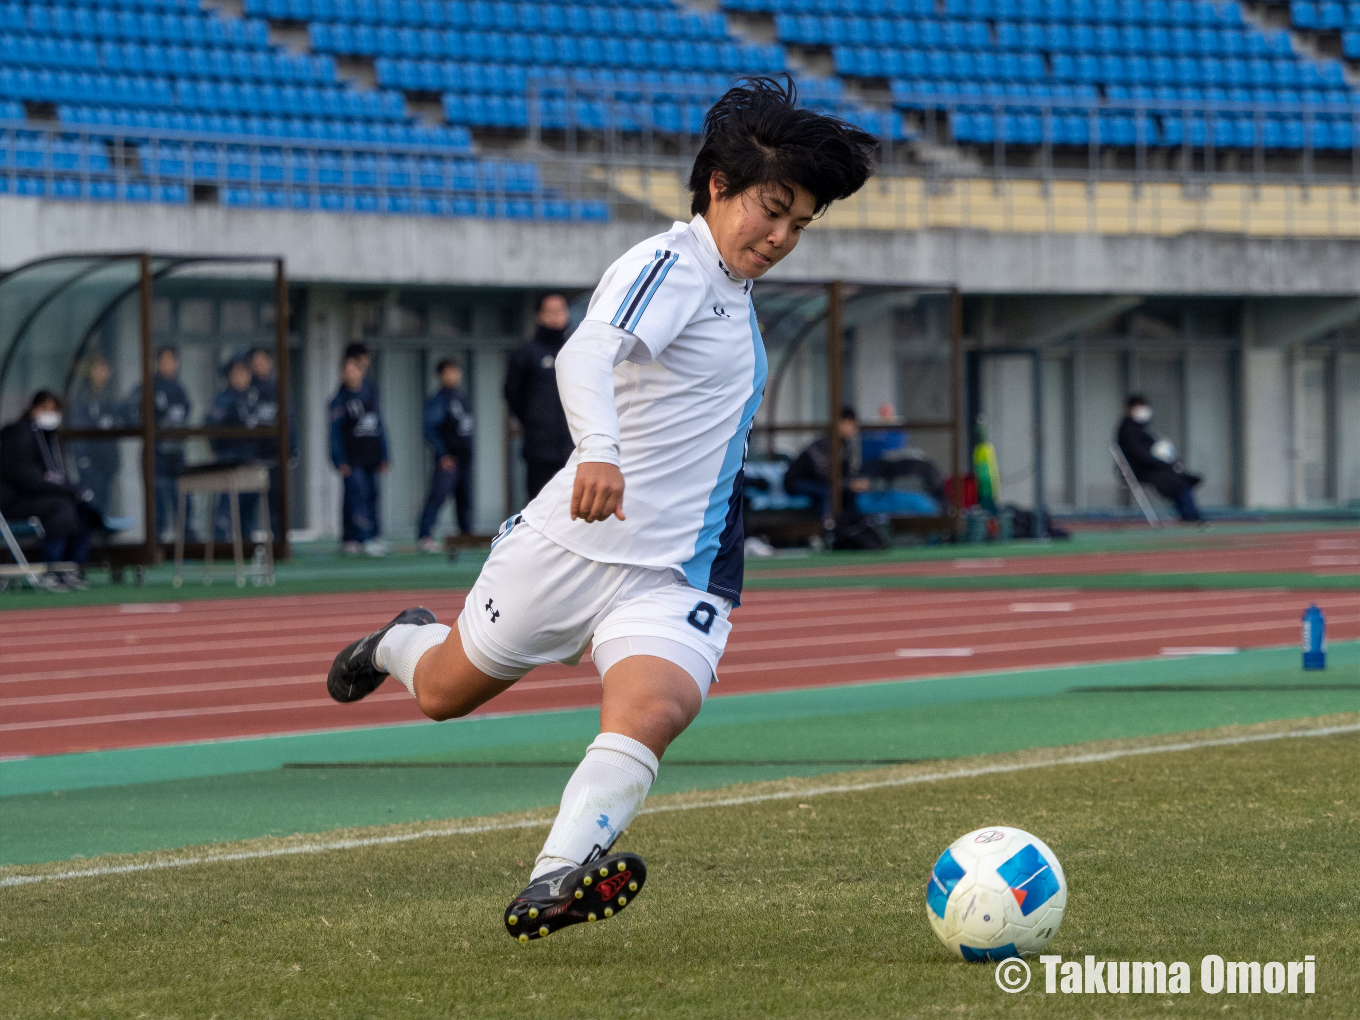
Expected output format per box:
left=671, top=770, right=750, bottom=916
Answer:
left=682, top=303, right=767, bottom=596
left=611, top=250, right=664, bottom=328
left=621, top=251, right=679, bottom=332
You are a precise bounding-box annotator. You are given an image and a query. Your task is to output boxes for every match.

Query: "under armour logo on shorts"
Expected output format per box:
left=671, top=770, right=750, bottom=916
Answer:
left=484, top=598, right=499, bottom=623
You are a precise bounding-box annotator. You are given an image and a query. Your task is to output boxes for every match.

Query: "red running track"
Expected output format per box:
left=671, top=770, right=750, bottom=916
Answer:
left=753, top=529, right=1360, bottom=580
left=2, top=586, right=1356, bottom=758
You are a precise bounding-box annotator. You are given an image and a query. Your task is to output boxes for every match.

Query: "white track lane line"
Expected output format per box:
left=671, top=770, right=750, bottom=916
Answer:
left=2, top=721, right=1354, bottom=889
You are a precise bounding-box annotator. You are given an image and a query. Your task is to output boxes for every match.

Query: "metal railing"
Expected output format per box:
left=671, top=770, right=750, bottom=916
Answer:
left=4, top=95, right=1360, bottom=237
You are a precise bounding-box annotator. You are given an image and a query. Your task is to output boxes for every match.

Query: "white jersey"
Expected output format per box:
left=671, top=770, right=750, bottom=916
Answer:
left=520, top=215, right=766, bottom=605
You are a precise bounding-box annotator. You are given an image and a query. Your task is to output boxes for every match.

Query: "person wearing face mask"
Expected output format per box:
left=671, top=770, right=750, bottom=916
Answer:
left=0, top=392, right=97, bottom=584
left=504, top=293, right=576, bottom=500
left=1117, top=394, right=1203, bottom=523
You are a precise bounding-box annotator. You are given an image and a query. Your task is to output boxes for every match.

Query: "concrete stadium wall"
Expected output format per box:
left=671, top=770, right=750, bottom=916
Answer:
left=5, top=196, right=1360, bottom=296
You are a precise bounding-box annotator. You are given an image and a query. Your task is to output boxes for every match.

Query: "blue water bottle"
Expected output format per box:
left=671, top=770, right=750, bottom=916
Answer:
left=1302, top=605, right=1326, bottom=671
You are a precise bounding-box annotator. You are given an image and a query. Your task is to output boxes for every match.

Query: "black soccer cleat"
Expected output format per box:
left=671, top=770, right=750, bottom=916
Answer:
left=504, top=852, right=647, bottom=942
left=326, top=607, right=437, bottom=703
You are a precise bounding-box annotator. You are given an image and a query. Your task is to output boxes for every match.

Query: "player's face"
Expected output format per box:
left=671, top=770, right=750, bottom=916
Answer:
left=705, top=179, right=817, bottom=279
left=440, top=365, right=462, bottom=389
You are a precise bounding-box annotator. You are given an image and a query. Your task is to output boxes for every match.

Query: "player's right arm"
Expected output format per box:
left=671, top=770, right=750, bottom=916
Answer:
left=555, top=247, right=706, bottom=523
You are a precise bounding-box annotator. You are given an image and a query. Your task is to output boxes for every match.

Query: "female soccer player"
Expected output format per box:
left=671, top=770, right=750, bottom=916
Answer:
left=327, top=76, right=876, bottom=940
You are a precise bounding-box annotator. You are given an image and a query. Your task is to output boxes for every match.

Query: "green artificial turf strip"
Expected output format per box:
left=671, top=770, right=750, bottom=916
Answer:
left=4, top=647, right=1356, bottom=867
left=1, top=724, right=1355, bottom=1019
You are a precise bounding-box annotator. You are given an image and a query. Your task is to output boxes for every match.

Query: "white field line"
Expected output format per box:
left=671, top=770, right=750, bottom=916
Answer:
left=1160, top=647, right=1240, bottom=656
left=2, top=721, right=1355, bottom=890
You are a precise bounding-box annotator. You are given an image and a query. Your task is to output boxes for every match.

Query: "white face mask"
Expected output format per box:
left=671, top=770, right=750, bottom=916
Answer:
left=34, top=411, right=62, bottom=431
left=1130, top=406, right=1152, bottom=424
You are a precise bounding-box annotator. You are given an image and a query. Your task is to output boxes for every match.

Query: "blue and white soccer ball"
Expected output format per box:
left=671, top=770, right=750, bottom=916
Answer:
left=926, top=826, right=1067, bottom=961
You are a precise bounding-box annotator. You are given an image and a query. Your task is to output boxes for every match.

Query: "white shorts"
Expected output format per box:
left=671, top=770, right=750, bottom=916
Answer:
left=457, top=517, right=733, bottom=699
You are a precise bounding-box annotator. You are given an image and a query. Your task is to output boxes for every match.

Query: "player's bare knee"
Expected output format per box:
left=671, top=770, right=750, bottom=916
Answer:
left=414, top=684, right=473, bottom=721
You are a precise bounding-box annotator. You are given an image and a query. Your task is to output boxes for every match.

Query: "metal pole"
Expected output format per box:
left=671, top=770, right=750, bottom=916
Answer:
left=138, top=253, right=157, bottom=564
left=949, top=287, right=963, bottom=522
left=273, top=258, right=291, bottom=561
left=827, top=280, right=844, bottom=522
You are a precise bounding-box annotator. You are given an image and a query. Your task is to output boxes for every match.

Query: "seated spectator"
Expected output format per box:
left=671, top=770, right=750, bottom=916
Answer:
left=418, top=358, right=475, bottom=553
left=784, top=407, right=882, bottom=550
left=68, top=353, right=122, bottom=515
left=784, top=407, right=871, bottom=525
left=206, top=356, right=266, bottom=540
left=0, top=392, right=97, bottom=587
left=1117, top=394, right=1203, bottom=523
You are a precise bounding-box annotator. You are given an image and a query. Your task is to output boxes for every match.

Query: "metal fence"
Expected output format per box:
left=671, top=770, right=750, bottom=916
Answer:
left=4, top=95, right=1360, bottom=237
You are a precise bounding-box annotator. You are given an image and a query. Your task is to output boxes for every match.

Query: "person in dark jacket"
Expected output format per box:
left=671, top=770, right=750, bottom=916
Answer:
left=68, top=353, right=121, bottom=515
left=784, top=407, right=871, bottom=525
left=504, top=293, right=574, bottom=500
left=418, top=359, right=475, bottom=552
left=1117, top=394, right=1203, bottom=522
left=124, top=346, right=192, bottom=541
left=248, top=346, right=295, bottom=537
left=0, top=392, right=96, bottom=583
left=329, top=347, right=389, bottom=556
left=206, top=356, right=266, bottom=540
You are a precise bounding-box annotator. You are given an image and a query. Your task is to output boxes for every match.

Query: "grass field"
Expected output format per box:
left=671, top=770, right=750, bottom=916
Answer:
left=2, top=715, right=1356, bottom=1019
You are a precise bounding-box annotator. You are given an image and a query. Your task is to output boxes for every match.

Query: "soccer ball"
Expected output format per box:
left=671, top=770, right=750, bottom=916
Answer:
left=925, top=826, right=1066, bottom=962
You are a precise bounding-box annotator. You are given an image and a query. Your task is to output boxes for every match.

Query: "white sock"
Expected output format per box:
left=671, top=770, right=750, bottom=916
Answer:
left=374, top=623, right=451, bottom=697
left=531, top=732, right=659, bottom=881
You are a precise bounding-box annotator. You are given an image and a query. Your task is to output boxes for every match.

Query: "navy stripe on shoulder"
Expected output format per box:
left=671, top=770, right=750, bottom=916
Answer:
left=617, top=249, right=673, bottom=331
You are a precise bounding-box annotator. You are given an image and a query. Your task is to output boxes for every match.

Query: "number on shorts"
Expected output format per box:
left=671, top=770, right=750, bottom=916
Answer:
left=687, top=601, right=717, bottom=634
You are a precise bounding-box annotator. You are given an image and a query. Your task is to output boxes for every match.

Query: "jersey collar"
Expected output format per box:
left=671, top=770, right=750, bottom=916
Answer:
left=686, top=215, right=753, bottom=293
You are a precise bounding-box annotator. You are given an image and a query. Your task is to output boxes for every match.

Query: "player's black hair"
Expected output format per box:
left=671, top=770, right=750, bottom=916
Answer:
left=29, top=390, right=62, bottom=411
left=840, top=406, right=858, bottom=421
left=343, top=342, right=370, bottom=363
left=688, top=76, right=877, bottom=217
left=535, top=292, right=566, bottom=314
left=1126, top=394, right=1149, bottom=409
left=434, top=358, right=461, bottom=375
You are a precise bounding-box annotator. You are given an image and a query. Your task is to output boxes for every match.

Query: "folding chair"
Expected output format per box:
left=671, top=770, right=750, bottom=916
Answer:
left=0, top=514, right=77, bottom=589
left=1110, top=444, right=1165, bottom=529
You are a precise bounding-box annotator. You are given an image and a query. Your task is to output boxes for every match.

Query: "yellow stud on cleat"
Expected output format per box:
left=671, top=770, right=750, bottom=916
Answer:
left=599, top=866, right=610, bottom=877
left=628, top=881, right=638, bottom=891
left=519, top=934, right=529, bottom=943
left=574, top=889, right=584, bottom=899
left=587, top=912, right=597, bottom=922
left=603, top=907, right=614, bottom=918
left=617, top=895, right=627, bottom=906
left=507, top=915, right=518, bottom=925
left=539, top=926, right=549, bottom=937
left=617, top=861, right=627, bottom=872
left=582, top=876, right=592, bottom=886
left=527, top=907, right=538, bottom=919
